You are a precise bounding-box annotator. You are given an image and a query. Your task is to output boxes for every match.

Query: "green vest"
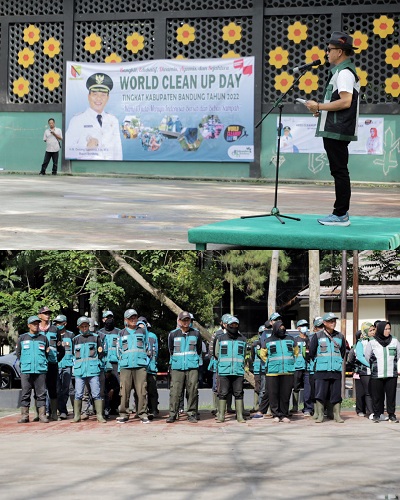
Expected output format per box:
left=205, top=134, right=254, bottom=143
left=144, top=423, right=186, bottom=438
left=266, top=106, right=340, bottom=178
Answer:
left=170, top=334, right=200, bottom=371
left=118, top=328, right=148, bottom=369
left=315, top=335, right=343, bottom=372
left=217, top=337, right=246, bottom=376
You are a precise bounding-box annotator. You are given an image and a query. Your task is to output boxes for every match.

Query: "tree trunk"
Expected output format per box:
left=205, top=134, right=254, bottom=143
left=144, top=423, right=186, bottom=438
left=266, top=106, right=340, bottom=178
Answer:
left=268, top=250, right=279, bottom=316
left=108, top=251, right=255, bottom=387
left=308, top=251, right=320, bottom=326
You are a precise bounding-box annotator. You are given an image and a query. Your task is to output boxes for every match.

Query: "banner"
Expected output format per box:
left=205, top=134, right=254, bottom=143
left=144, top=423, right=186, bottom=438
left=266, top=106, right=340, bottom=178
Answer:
left=65, top=58, right=255, bottom=162
left=277, top=116, right=384, bottom=155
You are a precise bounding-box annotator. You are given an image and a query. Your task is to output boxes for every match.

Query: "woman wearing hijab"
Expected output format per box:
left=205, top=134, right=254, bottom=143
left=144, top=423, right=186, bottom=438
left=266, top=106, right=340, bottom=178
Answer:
left=364, top=321, right=400, bottom=423
left=258, top=321, right=298, bottom=423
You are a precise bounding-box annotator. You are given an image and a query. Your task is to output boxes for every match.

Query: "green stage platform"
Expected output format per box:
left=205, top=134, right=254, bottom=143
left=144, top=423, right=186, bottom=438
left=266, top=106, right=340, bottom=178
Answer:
left=188, top=214, right=400, bottom=250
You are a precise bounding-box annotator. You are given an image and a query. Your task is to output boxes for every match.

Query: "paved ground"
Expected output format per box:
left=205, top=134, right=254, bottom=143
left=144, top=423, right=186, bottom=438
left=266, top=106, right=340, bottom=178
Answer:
left=1, top=407, right=399, bottom=500
left=0, top=174, right=399, bottom=249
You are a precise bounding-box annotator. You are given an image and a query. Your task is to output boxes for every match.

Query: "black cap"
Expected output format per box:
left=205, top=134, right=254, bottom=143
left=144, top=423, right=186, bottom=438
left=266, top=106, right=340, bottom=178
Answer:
left=38, top=306, right=52, bottom=314
left=86, top=73, right=113, bottom=93
left=327, top=31, right=356, bottom=50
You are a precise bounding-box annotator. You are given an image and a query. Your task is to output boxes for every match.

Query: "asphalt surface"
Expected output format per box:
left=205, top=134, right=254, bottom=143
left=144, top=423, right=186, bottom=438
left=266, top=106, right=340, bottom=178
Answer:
left=0, top=174, right=399, bottom=249
left=1, top=406, right=399, bottom=500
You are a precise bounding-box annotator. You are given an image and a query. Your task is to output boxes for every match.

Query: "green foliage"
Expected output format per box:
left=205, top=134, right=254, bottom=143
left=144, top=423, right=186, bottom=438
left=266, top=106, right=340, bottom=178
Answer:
left=219, top=250, right=291, bottom=301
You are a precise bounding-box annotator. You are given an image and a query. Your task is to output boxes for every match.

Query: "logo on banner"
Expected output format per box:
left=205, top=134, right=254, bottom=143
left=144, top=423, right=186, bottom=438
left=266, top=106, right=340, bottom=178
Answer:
left=228, top=145, right=254, bottom=160
left=233, top=59, right=253, bottom=75
left=70, top=65, right=82, bottom=78
left=224, top=125, right=248, bottom=143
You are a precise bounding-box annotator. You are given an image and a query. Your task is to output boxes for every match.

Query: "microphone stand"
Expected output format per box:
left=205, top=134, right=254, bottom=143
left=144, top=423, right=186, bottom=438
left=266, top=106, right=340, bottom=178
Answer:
left=242, top=69, right=308, bottom=224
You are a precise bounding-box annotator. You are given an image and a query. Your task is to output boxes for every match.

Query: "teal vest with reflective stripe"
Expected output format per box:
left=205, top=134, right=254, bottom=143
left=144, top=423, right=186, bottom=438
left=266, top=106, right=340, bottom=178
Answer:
left=217, top=338, right=246, bottom=376
left=146, top=331, right=158, bottom=374
left=20, top=336, right=48, bottom=374
left=46, top=330, right=58, bottom=364
left=170, top=334, right=200, bottom=371
left=294, top=338, right=307, bottom=370
left=118, top=329, right=148, bottom=369
left=315, top=335, right=343, bottom=372
left=73, top=339, right=100, bottom=378
left=103, top=330, right=120, bottom=363
left=253, top=354, right=261, bottom=374
left=58, top=332, right=74, bottom=368
left=265, top=339, right=295, bottom=374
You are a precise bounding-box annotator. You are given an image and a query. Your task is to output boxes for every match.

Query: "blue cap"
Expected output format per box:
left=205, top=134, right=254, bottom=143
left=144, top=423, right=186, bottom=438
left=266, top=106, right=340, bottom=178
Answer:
left=221, top=314, right=231, bottom=324
left=258, top=325, right=265, bottom=333
left=124, top=309, right=138, bottom=319
left=28, top=315, right=41, bottom=324
left=77, top=316, right=90, bottom=326
left=227, top=316, right=239, bottom=325
left=102, top=310, right=113, bottom=318
left=323, top=312, right=338, bottom=322
left=269, top=312, right=281, bottom=321
left=313, top=317, right=323, bottom=327
left=54, top=314, right=67, bottom=323
left=297, top=319, right=309, bottom=327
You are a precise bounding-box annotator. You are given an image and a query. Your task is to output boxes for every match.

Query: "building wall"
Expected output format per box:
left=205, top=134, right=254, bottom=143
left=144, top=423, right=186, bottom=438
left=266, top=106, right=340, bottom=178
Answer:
left=0, top=1, right=398, bottom=179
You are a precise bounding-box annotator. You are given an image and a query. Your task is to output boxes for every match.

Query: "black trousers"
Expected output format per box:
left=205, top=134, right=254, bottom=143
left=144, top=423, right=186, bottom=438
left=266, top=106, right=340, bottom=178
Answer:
left=259, top=374, right=270, bottom=413
left=218, top=375, right=244, bottom=400
left=314, top=376, right=342, bottom=405
left=323, top=137, right=351, bottom=216
left=355, top=375, right=373, bottom=415
left=293, top=369, right=305, bottom=392
left=266, top=374, right=294, bottom=418
left=147, top=373, right=159, bottom=413
left=41, top=151, right=59, bottom=173
left=21, top=373, right=47, bottom=407
left=46, top=363, right=58, bottom=399
left=370, top=377, right=398, bottom=417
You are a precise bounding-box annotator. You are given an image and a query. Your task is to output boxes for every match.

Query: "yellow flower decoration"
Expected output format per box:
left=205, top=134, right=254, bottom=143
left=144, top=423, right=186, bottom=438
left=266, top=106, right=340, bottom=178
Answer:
left=12, top=77, right=30, bottom=97
left=385, top=45, right=400, bottom=68
left=274, top=72, right=294, bottom=93
left=385, top=75, right=400, bottom=98
left=355, top=67, right=368, bottom=87
left=222, top=50, right=241, bottom=59
left=105, top=53, right=122, bottom=63
left=222, top=22, right=242, bottom=44
left=298, top=71, right=319, bottom=93
left=269, top=47, right=289, bottom=69
left=126, top=32, right=145, bottom=54
left=175, top=54, right=186, bottom=60
left=176, top=24, right=195, bottom=45
left=373, top=15, right=395, bottom=38
left=84, top=33, right=102, bottom=54
left=43, top=70, right=60, bottom=91
left=352, top=31, right=368, bottom=52
left=18, top=47, right=35, bottom=68
left=287, top=21, right=307, bottom=44
left=305, top=47, right=326, bottom=65
left=23, top=24, right=40, bottom=45
left=43, top=37, right=61, bottom=58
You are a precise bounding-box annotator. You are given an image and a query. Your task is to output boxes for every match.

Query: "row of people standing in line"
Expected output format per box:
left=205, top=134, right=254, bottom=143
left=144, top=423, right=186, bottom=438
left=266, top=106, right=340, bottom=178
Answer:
left=16, top=307, right=160, bottom=424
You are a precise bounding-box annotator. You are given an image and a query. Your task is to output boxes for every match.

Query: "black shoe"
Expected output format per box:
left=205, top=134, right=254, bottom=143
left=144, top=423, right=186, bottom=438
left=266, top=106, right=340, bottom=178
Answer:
left=388, top=415, right=399, bottom=423
left=372, top=416, right=380, bottom=423
left=187, top=415, right=197, bottom=423
left=147, top=413, right=154, bottom=421
left=166, top=416, right=175, bottom=423
left=52, top=172, right=57, bottom=175
left=116, top=416, right=129, bottom=423
left=39, top=171, right=46, bottom=175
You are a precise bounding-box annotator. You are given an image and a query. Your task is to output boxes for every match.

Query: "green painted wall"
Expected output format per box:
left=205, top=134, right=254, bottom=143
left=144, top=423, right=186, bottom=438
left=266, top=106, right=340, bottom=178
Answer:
left=260, top=114, right=399, bottom=183
left=0, top=111, right=398, bottom=182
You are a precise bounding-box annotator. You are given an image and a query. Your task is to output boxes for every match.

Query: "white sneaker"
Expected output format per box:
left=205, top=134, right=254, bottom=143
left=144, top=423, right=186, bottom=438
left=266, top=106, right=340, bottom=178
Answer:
left=380, top=414, right=389, bottom=421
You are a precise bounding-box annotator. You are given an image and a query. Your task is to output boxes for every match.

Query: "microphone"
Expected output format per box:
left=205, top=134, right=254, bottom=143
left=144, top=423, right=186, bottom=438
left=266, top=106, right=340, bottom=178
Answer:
left=293, top=59, right=322, bottom=74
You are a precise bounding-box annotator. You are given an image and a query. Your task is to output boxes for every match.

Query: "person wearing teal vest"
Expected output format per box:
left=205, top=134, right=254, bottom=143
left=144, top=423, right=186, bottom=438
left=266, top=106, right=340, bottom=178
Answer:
left=208, top=313, right=232, bottom=416
left=259, top=320, right=298, bottom=422
left=116, top=309, right=150, bottom=424
left=38, top=306, right=65, bottom=422
left=250, top=325, right=266, bottom=413
left=98, top=310, right=121, bottom=380
left=16, top=315, right=50, bottom=423
left=291, top=319, right=311, bottom=415
left=215, top=316, right=247, bottom=423
left=309, top=312, right=346, bottom=423
left=166, top=311, right=202, bottom=423
left=305, top=31, right=360, bottom=227
left=72, top=316, right=106, bottom=423
left=54, top=314, right=75, bottom=420
left=138, top=316, right=159, bottom=418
